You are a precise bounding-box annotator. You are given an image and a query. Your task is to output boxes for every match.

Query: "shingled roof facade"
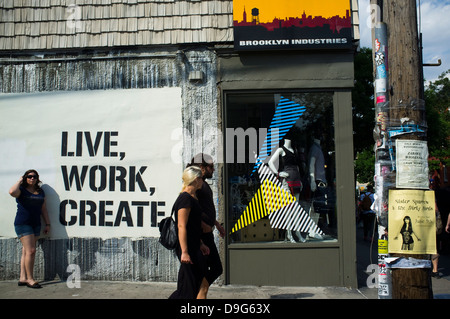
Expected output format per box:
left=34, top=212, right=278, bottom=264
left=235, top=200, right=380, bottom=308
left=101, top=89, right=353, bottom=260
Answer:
left=0, top=0, right=234, bottom=51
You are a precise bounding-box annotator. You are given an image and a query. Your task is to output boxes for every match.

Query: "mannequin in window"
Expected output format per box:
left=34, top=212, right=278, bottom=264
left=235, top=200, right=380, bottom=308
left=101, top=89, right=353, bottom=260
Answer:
left=308, top=136, right=327, bottom=238
left=308, top=137, right=326, bottom=192
left=268, top=138, right=306, bottom=243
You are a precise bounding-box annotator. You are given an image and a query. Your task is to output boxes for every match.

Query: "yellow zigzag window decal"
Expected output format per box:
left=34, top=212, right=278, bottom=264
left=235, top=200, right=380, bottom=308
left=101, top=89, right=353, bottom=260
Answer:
left=230, top=179, right=296, bottom=233
left=230, top=164, right=323, bottom=236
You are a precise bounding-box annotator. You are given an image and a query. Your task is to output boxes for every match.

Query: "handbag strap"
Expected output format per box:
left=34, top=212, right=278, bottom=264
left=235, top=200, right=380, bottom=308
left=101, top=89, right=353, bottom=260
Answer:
left=170, top=203, right=176, bottom=217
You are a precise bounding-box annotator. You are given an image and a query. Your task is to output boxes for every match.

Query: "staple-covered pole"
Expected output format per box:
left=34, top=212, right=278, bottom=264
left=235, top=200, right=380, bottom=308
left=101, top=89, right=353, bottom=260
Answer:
left=372, top=19, right=392, bottom=299
left=381, top=0, right=432, bottom=299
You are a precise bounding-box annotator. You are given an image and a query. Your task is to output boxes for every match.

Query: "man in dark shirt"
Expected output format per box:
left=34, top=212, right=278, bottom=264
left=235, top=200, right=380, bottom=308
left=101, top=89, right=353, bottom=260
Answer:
left=187, top=153, right=225, bottom=299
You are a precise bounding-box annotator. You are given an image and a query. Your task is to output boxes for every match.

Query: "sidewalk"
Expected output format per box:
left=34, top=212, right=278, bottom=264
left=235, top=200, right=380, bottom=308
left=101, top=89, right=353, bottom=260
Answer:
left=0, top=279, right=377, bottom=299
left=0, top=226, right=449, bottom=299
left=0, top=274, right=447, bottom=299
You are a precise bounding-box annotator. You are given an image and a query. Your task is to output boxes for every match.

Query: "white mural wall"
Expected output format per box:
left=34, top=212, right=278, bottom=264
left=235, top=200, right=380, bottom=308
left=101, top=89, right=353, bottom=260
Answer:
left=0, top=88, right=183, bottom=239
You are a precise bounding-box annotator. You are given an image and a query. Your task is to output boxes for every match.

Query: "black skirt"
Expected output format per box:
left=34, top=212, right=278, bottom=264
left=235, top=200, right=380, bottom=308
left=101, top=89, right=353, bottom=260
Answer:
left=169, top=247, right=207, bottom=299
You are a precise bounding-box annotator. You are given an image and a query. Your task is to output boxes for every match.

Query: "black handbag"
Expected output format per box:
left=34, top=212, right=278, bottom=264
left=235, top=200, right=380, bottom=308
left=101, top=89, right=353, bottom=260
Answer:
left=159, top=207, right=178, bottom=250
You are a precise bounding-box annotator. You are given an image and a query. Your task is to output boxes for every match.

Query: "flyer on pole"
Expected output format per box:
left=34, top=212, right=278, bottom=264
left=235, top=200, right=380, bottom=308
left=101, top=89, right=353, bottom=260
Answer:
left=388, top=189, right=436, bottom=255
left=395, top=140, right=429, bottom=189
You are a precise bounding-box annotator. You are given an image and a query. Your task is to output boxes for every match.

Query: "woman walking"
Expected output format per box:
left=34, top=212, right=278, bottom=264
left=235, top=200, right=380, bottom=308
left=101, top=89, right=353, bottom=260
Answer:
left=187, top=153, right=225, bottom=299
left=9, top=169, right=50, bottom=288
left=169, top=166, right=210, bottom=299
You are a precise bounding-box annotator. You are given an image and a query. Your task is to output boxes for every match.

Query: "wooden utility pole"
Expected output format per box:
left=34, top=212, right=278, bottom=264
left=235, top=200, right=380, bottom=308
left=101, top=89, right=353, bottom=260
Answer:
left=381, top=0, right=432, bottom=299
left=384, top=0, right=423, bottom=117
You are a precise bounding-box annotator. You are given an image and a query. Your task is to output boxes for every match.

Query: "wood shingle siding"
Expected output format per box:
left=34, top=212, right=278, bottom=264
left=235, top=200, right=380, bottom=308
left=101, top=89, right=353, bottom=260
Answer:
left=0, top=0, right=234, bottom=50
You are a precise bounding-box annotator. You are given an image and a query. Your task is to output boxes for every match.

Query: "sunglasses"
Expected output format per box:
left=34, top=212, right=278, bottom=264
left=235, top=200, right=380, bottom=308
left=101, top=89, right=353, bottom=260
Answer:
left=26, top=175, right=38, bottom=179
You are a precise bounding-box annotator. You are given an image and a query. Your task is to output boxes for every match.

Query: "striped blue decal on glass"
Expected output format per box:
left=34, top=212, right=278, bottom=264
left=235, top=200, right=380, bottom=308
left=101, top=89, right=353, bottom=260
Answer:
left=251, top=96, right=306, bottom=173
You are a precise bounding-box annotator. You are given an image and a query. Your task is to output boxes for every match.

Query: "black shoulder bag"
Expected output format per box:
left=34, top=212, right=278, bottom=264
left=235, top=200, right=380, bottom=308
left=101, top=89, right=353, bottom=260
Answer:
left=159, top=206, right=178, bottom=250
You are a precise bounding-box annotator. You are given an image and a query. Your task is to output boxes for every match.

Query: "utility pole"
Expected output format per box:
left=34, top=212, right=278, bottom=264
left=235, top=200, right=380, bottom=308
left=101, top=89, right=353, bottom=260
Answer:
left=371, top=0, right=432, bottom=299
left=370, top=0, right=393, bottom=299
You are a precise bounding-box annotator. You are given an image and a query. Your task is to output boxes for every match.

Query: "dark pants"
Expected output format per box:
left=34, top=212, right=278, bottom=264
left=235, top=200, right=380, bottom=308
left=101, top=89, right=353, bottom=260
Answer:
left=361, top=212, right=376, bottom=239
left=201, top=232, right=223, bottom=285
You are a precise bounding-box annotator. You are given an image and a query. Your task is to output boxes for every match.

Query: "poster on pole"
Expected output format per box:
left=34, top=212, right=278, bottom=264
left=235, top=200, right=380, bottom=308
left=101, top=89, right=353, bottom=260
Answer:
left=388, top=189, right=436, bottom=255
left=395, top=140, right=429, bottom=189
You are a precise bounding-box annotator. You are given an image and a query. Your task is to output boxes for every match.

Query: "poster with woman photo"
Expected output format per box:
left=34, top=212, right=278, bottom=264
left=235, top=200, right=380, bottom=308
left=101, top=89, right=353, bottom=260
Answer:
left=388, top=189, right=436, bottom=254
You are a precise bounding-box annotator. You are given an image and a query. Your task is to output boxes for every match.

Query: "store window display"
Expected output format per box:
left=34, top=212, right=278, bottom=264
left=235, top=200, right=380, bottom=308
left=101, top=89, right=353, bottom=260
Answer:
left=268, top=138, right=307, bottom=242
left=226, top=92, right=337, bottom=244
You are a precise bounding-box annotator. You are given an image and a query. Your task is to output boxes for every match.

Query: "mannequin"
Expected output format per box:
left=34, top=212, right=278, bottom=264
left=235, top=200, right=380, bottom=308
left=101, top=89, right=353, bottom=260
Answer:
left=269, top=139, right=302, bottom=194
left=308, top=138, right=327, bottom=191
left=307, top=137, right=327, bottom=238
left=268, top=139, right=306, bottom=243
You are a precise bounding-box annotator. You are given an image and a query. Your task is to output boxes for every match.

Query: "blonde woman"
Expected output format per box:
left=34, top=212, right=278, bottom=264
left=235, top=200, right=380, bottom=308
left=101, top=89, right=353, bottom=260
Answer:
left=169, top=166, right=210, bottom=299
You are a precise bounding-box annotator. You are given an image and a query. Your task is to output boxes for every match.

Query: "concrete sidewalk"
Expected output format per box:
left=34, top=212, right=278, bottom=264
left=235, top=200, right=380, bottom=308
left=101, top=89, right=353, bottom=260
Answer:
left=0, top=276, right=448, bottom=299
left=1, top=226, right=449, bottom=300
left=0, top=279, right=377, bottom=299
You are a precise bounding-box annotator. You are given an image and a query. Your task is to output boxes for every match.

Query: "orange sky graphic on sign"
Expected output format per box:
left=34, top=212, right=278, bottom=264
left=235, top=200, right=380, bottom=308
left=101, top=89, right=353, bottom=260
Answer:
left=233, top=0, right=351, bottom=23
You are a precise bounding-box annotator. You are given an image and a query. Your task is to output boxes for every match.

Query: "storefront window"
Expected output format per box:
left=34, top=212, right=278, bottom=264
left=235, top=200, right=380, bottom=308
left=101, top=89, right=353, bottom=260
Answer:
left=226, top=92, right=337, bottom=244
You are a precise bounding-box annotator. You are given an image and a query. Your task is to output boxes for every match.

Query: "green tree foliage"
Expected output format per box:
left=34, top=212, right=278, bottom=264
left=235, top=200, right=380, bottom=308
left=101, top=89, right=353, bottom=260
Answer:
left=352, top=48, right=375, bottom=183
left=355, top=148, right=375, bottom=184
left=425, top=69, right=450, bottom=154
left=425, top=69, right=450, bottom=174
left=352, top=47, right=375, bottom=154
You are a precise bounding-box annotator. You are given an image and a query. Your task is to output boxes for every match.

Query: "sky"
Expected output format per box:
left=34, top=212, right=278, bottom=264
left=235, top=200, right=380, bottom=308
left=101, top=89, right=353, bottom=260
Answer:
left=358, top=0, right=450, bottom=83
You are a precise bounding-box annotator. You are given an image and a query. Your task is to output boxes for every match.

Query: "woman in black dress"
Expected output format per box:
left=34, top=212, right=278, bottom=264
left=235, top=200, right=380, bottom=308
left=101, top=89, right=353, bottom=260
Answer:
left=394, top=215, right=421, bottom=251
left=169, top=166, right=210, bottom=299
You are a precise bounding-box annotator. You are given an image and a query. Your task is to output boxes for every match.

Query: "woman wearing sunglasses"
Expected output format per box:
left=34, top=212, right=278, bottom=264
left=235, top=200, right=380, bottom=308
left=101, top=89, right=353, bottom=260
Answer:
left=9, top=169, right=50, bottom=289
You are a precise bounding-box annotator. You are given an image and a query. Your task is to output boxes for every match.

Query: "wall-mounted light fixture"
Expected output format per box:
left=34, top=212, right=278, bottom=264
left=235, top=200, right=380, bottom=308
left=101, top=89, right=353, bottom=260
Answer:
left=189, top=70, right=204, bottom=83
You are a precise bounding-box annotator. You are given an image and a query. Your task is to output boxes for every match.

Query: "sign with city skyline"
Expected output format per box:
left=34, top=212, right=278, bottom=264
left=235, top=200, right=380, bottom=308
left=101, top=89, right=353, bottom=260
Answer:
left=233, top=0, right=353, bottom=50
